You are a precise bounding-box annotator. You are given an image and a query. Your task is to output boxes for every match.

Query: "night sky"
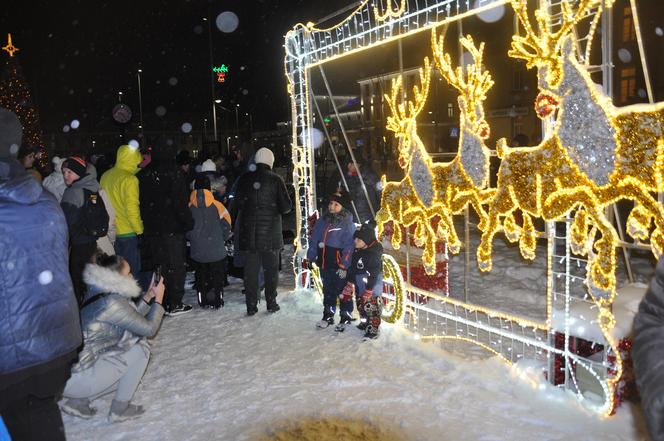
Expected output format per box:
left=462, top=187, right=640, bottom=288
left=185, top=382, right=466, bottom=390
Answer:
left=0, top=0, right=352, bottom=135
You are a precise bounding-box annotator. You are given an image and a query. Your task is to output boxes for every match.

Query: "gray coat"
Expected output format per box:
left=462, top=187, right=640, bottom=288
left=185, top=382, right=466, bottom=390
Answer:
left=633, top=257, right=664, bottom=441
left=187, top=189, right=231, bottom=263
left=74, top=264, right=164, bottom=372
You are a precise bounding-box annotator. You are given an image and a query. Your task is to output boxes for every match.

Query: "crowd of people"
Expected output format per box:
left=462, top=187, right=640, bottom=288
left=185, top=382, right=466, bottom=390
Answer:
left=0, top=107, right=295, bottom=439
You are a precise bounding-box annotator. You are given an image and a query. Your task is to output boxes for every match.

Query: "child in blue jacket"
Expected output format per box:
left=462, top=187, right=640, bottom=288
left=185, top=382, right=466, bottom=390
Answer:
left=339, top=220, right=384, bottom=337
left=308, top=191, right=356, bottom=329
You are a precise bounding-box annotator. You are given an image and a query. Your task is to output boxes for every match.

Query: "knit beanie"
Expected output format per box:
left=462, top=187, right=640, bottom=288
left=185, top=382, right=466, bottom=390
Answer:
left=0, top=108, right=23, bottom=159
left=62, top=156, right=87, bottom=178
left=329, top=191, right=351, bottom=211
left=254, top=147, right=275, bottom=169
left=201, top=159, right=216, bottom=173
left=354, top=220, right=377, bottom=244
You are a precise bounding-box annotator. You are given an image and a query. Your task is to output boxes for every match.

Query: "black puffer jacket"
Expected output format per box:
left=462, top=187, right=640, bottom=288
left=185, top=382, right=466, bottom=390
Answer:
left=633, top=257, right=664, bottom=441
left=232, top=164, right=291, bottom=251
left=139, top=165, right=194, bottom=237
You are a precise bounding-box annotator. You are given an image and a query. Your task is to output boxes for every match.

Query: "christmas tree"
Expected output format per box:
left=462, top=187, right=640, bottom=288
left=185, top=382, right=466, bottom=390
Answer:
left=0, top=33, right=43, bottom=149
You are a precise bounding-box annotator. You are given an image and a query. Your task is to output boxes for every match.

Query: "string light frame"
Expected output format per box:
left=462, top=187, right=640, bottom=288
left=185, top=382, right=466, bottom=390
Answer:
left=284, top=0, right=643, bottom=417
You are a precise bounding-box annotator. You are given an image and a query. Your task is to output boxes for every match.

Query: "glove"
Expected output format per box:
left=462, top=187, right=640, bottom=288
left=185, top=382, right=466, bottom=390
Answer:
left=336, top=268, right=347, bottom=280
left=361, top=289, right=373, bottom=303
left=339, top=282, right=355, bottom=302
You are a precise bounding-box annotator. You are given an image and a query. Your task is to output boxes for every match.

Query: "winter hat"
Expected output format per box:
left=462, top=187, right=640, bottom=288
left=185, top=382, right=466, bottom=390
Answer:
left=194, top=175, right=211, bottom=190
left=0, top=109, right=23, bottom=159
left=354, top=220, right=378, bottom=245
left=201, top=159, right=216, bottom=173
left=329, top=191, right=351, bottom=211
left=62, top=156, right=87, bottom=178
left=52, top=156, right=65, bottom=173
left=254, top=147, right=275, bottom=169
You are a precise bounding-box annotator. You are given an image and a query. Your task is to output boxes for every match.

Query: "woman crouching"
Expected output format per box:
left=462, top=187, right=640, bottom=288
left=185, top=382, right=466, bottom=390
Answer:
left=60, top=253, right=165, bottom=422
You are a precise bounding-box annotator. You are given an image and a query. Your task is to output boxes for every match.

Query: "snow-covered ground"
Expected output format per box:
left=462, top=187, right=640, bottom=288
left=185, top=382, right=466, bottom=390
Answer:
left=62, top=245, right=653, bottom=440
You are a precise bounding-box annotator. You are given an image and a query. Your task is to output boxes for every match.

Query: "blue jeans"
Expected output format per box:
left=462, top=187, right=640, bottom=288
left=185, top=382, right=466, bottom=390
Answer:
left=115, top=236, right=140, bottom=276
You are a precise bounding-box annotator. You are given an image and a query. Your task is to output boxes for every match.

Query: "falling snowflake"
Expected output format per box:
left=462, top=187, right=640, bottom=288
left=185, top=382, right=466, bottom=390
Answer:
left=38, top=270, right=53, bottom=285
left=216, top=11, right=239, bottom=33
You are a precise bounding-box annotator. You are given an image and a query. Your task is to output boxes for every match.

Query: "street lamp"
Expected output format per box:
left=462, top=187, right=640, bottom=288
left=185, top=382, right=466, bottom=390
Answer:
left=137, top=68, right=144, bottom=138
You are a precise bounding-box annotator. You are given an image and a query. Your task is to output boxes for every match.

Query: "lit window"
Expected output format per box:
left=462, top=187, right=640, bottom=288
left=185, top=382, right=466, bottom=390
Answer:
left=622, top=7, right=636, bottom=42
left=619, top=67, right=636, bottom=103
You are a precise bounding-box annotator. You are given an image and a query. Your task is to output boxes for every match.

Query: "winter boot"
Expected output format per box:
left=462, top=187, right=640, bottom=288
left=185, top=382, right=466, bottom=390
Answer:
left=316, top=314, right=334, bottom=329
left=60, top=398, right=96, bottom=419
left=108, top=400, right=145, bottom=422
left=335, top=315, right=352, bottom=332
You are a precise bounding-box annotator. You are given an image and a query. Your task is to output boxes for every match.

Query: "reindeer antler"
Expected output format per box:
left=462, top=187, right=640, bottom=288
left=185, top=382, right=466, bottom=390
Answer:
left=432, top=28, right=494, bottom=122
left=384, top=57, right=432, bottom=133
left=509, top=0, right=599, bottom=68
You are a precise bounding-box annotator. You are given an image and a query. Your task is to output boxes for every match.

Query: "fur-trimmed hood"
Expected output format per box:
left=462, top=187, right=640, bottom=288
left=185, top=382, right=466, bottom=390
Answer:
left=82, top=263, right=142, bottom=298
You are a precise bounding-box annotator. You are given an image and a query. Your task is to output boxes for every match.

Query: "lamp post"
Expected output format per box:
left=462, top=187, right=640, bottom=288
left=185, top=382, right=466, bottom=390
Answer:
left=137, top=69, right=144, bottom=138
left=245, top=112, right=253, bottom=137
left=235, top=104, right=240, bottom=137
left=213, top=99, right=223, bottom=143
left=204, top=16, right=218, bottom=144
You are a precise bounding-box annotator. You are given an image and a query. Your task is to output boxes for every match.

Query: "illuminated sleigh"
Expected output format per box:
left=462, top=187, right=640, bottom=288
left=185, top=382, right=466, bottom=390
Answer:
left=285, top=0, right=657, bottom=416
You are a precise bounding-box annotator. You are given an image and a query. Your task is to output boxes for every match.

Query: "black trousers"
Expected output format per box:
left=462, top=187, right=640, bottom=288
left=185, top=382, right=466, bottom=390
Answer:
left=195, top=259, right=227, bottom=298
left=69, top=241, right=97, bottom=305
left=1, top=356, right=74, bottom=441
left=244, top=249, right=280, bottom=313
left=145, top=234, right=187, bottom=309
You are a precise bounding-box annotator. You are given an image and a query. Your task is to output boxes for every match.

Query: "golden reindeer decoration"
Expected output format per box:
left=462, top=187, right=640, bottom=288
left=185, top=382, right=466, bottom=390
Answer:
left=475, top=0, right=620, bottom=298
left=502, top=0, right=664, bottom=302
left=376, top=29, right=496, bottom=274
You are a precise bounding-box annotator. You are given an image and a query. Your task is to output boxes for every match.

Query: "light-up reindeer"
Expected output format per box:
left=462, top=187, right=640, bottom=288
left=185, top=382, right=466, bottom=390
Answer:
left=376, top=30, right=496, bottom=274
left=475, top=0, right=620, bottom=298
left=375, top=59, right=439, bottom=273
left=505, top=0, right=664, bottom=299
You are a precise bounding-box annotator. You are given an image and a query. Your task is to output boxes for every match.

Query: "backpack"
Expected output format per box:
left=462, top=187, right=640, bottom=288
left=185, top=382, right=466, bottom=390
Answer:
left=82, top=189, right=109, bottom=238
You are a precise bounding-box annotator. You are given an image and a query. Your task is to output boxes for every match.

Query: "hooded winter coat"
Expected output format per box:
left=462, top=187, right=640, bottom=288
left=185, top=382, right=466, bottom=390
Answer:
left=0, top=158, right=82, bottom=377
left=633, top=257, right=664, bottom=441
left=42, top=157, right=66, bottom=202
left=100, top=145, right=144, bottom=237
left=188, top=189, right=231, bottom=263
left=60, top=173, right=101, bottom=245
left=74, top=264, right=164, bottom=372
left=231, top=163, right=292, bottom=251
left=347, top=241, right=383, bottom=295
left=307, top=209, right=356, bottom=270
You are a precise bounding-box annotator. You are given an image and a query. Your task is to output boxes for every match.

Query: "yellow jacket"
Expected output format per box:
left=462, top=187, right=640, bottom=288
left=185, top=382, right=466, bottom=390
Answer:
left=100, top=145, right=143, bottom=236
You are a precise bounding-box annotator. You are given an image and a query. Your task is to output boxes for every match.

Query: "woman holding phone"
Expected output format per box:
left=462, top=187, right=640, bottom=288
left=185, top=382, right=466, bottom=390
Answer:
left=60, top=253, right=165, bottom=422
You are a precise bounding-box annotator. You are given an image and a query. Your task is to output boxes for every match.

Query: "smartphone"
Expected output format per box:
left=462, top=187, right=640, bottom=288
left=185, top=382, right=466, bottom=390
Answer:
left=153, top=264, right=162, bottom=283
